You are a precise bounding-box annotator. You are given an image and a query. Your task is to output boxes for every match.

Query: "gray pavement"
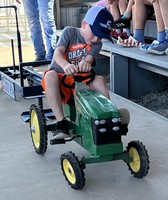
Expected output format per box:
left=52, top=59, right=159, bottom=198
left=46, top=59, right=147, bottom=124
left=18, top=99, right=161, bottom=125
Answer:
left=0, top=90, right=168, bottom=200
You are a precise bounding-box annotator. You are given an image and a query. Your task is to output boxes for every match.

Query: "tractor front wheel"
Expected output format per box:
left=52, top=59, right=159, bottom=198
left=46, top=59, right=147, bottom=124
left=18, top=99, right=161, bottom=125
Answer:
left=60, top=151, right=85, bottom=189
left=126, top=140, right=150, bottom=178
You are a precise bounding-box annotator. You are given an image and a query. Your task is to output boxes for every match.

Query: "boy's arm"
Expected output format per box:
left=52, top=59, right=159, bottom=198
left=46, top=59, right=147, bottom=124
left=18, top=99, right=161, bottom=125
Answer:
left=54, top=46, right=79, bottom=75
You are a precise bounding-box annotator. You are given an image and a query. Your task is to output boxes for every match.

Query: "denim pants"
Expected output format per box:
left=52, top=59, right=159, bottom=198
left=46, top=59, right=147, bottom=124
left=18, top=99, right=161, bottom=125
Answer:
left=23, top=0, right=56, bottom=60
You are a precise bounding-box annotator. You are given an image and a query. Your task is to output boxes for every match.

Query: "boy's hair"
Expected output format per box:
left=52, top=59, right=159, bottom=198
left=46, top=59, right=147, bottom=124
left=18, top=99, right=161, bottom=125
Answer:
left=84, top=6, right=114, bottom=42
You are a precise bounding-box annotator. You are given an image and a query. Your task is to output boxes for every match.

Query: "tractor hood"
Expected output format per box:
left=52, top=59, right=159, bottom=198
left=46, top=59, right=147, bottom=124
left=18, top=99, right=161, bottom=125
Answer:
left=75, top=89, right=120, bottom=119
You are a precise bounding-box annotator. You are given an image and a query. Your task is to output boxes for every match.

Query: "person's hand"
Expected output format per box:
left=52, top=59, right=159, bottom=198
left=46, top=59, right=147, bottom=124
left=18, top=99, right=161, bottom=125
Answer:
left=63, top=63, right=79, bottom=76
left=78, top=59, right=91, bottom=72
left=15, top=0, right=21, bottom=4
left=147, top=0, right=157, bottom=3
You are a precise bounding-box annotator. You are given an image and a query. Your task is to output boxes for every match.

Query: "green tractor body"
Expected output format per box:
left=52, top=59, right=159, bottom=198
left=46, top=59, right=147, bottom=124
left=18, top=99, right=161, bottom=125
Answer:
left=29, top=75, right=150, bottom=190
left=63, top=88, right=127, bottom=160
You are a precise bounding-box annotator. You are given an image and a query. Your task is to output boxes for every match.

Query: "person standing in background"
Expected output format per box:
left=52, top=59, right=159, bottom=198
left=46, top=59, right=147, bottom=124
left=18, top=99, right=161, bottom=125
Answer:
left=92, top=0, right=130, bottom=40
left=16, top=0, right=57, bottom=61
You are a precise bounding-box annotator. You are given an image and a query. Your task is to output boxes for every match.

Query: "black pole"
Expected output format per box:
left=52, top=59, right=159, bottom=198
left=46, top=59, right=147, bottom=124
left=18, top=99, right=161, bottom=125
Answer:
left=11, top=39, right=16, bottom=72
left=0, top=5, right=23, bottom=63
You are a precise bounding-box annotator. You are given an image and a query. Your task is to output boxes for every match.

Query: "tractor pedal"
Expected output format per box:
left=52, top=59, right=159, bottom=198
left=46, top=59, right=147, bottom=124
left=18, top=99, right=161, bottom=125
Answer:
left=50, top=138, right=65, bottom=145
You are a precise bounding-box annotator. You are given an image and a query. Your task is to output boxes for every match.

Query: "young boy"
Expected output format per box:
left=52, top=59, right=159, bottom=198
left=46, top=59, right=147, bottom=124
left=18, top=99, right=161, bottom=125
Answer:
left=43, top=6, right=114, bottom=140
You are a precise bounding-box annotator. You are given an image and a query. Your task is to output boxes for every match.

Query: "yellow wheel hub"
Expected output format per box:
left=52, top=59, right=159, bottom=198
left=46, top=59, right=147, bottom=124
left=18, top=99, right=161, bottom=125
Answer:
left=30, top=110, right=40, bottom=148
left=63, top=159, right=76, bottom=184
left=129, top=147, right=140, bottom=172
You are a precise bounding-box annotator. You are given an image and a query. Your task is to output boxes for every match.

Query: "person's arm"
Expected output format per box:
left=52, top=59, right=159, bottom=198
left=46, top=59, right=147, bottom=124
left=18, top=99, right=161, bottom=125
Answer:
left=54, top=46, right=79, bottom=76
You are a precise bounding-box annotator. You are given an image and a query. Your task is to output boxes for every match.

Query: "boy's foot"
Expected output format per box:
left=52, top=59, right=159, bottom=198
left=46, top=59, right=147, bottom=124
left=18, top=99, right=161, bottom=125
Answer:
left=147, top=40, right=168, bottom=55
left=117, top=36, right=142, bottom=47
left=113, top=17, right=130, bottom=29
left=52, top=118, right=69, bottom=140
left=140, top=40, right=158, bottom=51
left=111, top=29, right=120, bottom=40
left=165, top=48, right=168, bottom=55
left=119, top=32, right=129, bottom=40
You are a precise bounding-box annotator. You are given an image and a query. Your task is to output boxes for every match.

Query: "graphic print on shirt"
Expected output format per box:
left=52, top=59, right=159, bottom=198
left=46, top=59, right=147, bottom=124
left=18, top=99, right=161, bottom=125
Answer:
left=64, top=43, right=91, bottom=65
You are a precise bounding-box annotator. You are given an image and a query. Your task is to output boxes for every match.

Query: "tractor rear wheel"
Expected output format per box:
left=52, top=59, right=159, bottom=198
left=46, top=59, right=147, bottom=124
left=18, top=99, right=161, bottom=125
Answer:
left=30, top=104, right=48, bottom=154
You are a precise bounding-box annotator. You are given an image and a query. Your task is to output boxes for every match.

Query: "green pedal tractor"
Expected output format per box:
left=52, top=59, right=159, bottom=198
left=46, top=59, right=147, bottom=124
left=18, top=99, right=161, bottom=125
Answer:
left=29, top=71, right=150, bottom=190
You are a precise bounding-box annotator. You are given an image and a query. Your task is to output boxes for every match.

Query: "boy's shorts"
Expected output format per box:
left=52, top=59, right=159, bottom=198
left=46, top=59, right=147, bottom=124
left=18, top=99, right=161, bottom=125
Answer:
left=41, top=70, right=93, bottom=104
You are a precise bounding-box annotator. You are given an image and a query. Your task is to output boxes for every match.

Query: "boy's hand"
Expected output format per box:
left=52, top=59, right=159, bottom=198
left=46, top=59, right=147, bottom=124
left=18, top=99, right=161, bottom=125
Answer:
left=63, top=63, right=79, bottom=76
left=78, top=59, right=91, bottom=72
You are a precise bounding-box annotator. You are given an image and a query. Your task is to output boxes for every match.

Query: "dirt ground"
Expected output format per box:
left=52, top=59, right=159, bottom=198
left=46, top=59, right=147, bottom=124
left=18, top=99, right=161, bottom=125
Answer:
left=104, top=74, right=168, bottom=119
left=132, top=88, right=168, bottom=118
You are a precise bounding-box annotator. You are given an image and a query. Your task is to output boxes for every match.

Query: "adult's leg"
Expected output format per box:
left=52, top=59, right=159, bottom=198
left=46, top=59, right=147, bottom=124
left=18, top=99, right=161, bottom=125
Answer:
left=38, top=0, right=57, bottom=60
left=23, top=0, right=46, bottom=60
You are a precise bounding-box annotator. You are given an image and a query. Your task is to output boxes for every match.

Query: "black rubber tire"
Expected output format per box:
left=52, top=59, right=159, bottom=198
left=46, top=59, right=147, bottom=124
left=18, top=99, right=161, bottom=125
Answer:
left=30, top=104, right=48, bottom=154
left=60, top=151, right=85, bottom=189
left=126, top=140, right=150, bottom=178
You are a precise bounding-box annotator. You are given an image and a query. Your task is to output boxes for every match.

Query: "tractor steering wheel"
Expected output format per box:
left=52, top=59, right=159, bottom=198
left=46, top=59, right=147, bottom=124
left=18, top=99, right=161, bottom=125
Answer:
left=61, top=69, right=96, bottom=89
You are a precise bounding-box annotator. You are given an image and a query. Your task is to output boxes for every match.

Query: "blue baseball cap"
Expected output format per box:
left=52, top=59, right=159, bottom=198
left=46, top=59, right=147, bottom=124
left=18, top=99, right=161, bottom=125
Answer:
left=83, top=6, right=113, bottom=42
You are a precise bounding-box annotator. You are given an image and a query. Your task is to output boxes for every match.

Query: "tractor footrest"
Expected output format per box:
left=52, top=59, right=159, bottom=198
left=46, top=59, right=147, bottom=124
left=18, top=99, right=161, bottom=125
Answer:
left=50, top=136, right=76, bottom=145
left=50, top=139, right=65, bottom=145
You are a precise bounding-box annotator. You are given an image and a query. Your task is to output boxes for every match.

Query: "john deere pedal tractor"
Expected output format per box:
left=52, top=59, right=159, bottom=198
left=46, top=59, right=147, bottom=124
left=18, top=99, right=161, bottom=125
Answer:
left=29, top=70, right=150, bottom=190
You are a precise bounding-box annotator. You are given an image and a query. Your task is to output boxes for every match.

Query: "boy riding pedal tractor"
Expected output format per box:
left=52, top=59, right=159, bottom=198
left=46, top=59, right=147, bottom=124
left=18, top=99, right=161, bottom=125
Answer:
left=42, top=6, right=115, bottom=141
left=32, top=6, right=149, bottom=189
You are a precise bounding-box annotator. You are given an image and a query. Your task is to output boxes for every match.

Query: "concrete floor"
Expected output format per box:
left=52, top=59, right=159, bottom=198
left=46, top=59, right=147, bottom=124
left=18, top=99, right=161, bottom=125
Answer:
left=0, top=27, right=168, bottom=200
left=0, top=88, right=168, bottom=200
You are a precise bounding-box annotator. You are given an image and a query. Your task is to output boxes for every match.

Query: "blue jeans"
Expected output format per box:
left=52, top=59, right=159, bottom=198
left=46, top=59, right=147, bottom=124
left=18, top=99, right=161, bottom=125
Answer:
left=23, top=0, right=56, bottom=60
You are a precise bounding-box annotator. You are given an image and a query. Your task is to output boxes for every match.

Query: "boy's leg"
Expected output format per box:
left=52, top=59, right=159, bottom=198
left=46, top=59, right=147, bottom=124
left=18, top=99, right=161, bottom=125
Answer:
left=90, top=76, right=110, bottom=100
left=45, top=70, right=64, bottom=121
left=159, top=0, right=168, bottom=28
left=45, top=71, right=69, bottom=140
left=117, top=0, right=151, bottom=46
left=118, top=0, right=128, bottom=15
left=110, top=1, right=122, bottom=39
left=148, top=0, right=168, bottom=54
left=148, top=0, right=168, bottom=55
left=113, top=0, right=134, bottom=29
